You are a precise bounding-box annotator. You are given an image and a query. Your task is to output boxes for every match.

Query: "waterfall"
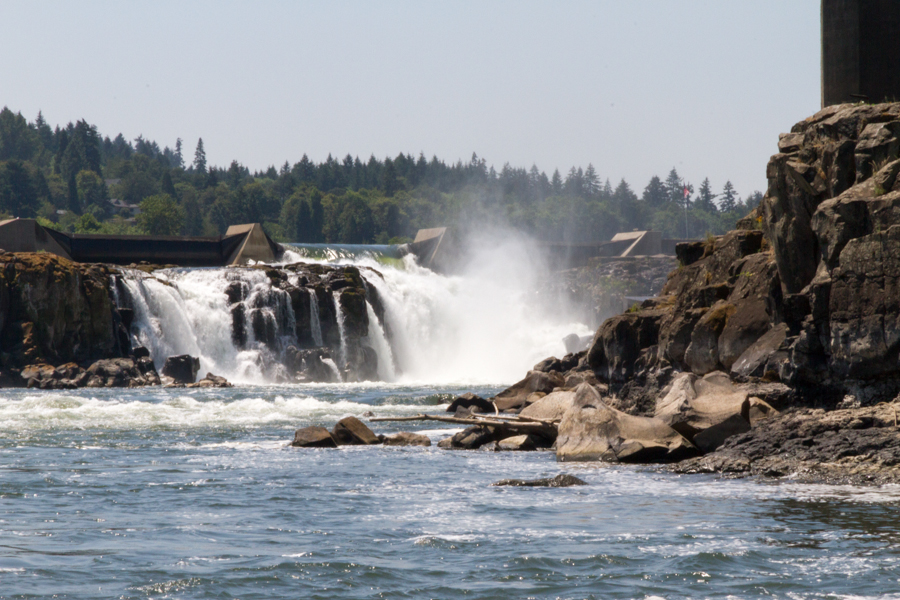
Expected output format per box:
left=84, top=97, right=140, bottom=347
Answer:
left=308, top=289, right=324, bottom=347
left=365, top=301, right=396, bottom=382
left=119, top=268, right=298, bottom=383
left=113, top=238, right=592, bottom=386
left=332, top=290, right=348, bottom=369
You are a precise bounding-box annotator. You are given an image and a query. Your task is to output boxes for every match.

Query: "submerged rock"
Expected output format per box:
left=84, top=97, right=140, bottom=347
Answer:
left=491, top=474, right=587, bottom=487
left=382, top=432, right=432, bottom=447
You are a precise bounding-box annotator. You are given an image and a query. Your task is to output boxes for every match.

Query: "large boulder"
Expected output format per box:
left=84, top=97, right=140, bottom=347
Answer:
left=519, top=390, right=575, bottom=421
left=292, top=426, right=337, bottom=448
left=556, top=383, right=697, bottom=463
left=587, top=308, right=665, bottom=382
left=731, top=323, right=790, bottom=378
left=492, top=370, right=565, bottom=412
left=655, top=372, right=752, bottom=453
left=162, top=355, right=200, bottom=384
left=332, top=416, right=380, bottom=445
left=84, top=357, right=159, bottom=387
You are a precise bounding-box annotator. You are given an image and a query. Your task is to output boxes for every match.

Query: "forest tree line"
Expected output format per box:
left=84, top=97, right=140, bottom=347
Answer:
left=0, top=107, right=762, bottom=244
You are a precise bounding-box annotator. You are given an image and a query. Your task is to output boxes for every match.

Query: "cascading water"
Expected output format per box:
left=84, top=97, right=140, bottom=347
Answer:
left=331, top=290, right=349, bottom=369
left=365, top=301, right=396, bottom=382
left=120, top=268, right=300, bottom=383
left=308, top=289, right=324, bottom=347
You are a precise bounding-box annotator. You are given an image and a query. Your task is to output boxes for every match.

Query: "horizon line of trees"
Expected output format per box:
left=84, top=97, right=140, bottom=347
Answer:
left=0, top=106, right=762, bottom=244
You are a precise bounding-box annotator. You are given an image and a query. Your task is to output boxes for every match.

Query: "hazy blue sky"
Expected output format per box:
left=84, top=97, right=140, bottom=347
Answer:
left=1, top=0, right=820, bottom=198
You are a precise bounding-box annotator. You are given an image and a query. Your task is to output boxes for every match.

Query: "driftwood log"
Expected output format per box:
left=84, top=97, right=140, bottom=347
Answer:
left=368, top=413, right=559, bottom=436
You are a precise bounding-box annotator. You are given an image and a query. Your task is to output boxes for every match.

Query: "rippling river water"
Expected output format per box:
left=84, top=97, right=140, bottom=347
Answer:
left=2, top=384, right=900, bottom=599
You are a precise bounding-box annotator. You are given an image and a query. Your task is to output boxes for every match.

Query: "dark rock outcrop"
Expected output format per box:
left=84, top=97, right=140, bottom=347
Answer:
left=446, top=393, right=494, bottom=414
left=0, top=253, right=122, bottom=369
left=162, top=355, right=200, bottom=384
left=674, top=401, right=900, bottom=484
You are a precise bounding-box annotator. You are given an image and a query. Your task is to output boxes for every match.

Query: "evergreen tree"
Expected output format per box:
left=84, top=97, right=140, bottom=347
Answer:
left=642, top=175, right=667, bottom=207
left=584, top=164, right=600, bottom=196
left=193, top=138, right=207, bottom=173
left=382, top=158, right=399, bottom=197
left=550, top=169, right=562, bottom=195
left=664, top=168, right=682, bottom=205
left=161, top=171, right=177, bottom=198
left=0, top=160, right=38, bottom=217
left=174, top=138, right=184, bottom=168
left=696, top=177, right=717, bottom=212
left=719, top=180, right=738, bottom=212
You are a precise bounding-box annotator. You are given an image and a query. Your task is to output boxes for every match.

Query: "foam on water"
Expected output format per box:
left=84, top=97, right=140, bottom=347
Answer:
left=0, top=389, right=443, bottom=432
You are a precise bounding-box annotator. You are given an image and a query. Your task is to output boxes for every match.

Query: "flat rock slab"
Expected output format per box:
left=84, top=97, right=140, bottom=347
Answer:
left=292, top=426, right=337, bottom=448
left=491, top=474, right=587, bottom=487
left=333, top=416, right=380, bottom=445
left=382, top=432, right=432, bottom=447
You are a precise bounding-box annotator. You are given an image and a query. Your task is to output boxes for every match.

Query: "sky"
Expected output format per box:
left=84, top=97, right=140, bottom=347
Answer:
left=1, top=0, right=821, bottom=198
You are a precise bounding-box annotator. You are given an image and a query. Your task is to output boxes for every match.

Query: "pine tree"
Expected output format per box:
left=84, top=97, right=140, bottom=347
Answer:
left=696, top=177, right=717, bottom=212
left=664, top=168, right=682, bottom=205
left=584, top=164, right=600, bottom=196
left=193, top=138, right=207, bottom=173
left=719, top=180, right=738, bottom=212
left=161, top=171, right=177, bottom=198
left=550, top=169, right=563, bottom=195
left=642, top=175, right=667, bottom=207
left=174, top=138, right=184, bottom=168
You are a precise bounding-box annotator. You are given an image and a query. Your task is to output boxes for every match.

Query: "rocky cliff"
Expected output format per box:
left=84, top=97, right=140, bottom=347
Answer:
left=470, top=102, right=900, bottom=481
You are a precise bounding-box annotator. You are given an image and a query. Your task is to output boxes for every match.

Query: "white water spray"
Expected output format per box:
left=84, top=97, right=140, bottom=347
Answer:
left=332, top=290, right=348, bottom=369
left=308, top=289, right=324, bottom=347
left=366, top=301, right=396, bottom=382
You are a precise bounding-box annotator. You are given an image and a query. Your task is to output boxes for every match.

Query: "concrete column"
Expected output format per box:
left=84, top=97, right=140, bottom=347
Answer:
left=822, top=0, right=900, bottom=107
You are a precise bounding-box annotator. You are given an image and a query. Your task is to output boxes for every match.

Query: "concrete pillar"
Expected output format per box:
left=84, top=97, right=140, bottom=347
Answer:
left=822, top=0, right=900, bottom=107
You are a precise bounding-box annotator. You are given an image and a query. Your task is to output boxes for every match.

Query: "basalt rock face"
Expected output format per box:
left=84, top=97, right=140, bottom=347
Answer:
left=581, top=103, right=900, bottom=410
left=243, top=263, right=380, bottom=382
left=0, top=253, right=123, bottom=369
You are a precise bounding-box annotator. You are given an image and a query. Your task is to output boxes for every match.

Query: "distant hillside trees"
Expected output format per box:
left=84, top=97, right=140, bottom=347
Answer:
left=0, top=105, right=762, bottom=241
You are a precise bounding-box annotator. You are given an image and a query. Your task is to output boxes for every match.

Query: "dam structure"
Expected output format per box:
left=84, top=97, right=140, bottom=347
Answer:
left=0, top=219, right=281, bottom=266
